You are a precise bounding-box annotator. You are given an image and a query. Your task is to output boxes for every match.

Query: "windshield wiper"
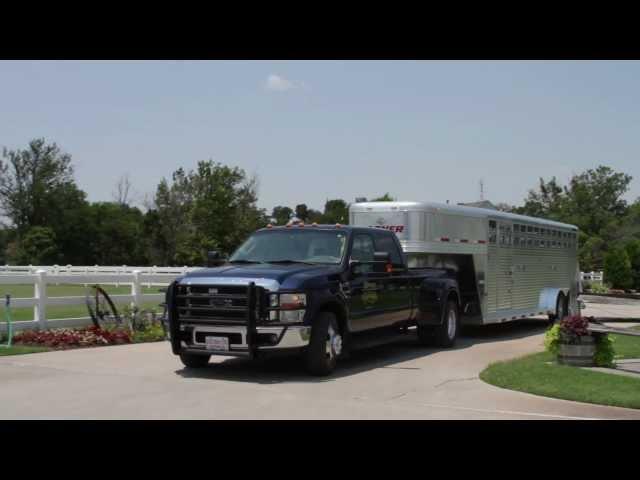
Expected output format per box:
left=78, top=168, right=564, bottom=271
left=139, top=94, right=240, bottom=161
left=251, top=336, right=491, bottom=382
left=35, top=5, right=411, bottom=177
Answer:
left=228, top=259, right=264, bottom=264
left=268, top=259, right=316, bottom=265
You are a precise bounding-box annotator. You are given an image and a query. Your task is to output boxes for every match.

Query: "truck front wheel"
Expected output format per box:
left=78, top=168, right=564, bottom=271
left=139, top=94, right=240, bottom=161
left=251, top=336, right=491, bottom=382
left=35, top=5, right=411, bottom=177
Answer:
left=305, top=311, right=342, bottom=376
left=179, top=353, right=211, bottom=368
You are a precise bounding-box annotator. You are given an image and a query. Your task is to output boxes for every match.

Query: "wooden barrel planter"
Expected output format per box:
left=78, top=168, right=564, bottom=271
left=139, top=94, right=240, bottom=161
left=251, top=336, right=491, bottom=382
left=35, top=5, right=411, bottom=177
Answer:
left=557, top=335, right=596, bottom=367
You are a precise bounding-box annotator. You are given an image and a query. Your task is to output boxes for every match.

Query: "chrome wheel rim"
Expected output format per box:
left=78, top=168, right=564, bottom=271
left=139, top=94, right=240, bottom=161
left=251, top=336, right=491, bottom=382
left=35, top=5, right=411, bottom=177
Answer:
left=447, top=309, right=457, bottom=339
left=326, top=324, right=342, bottom=360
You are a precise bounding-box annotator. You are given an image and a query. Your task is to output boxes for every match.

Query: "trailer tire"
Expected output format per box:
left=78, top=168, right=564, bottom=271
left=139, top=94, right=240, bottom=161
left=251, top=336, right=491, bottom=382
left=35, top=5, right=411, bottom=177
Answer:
left=548, top=293, right=568, bottom=325
left=305, top=311, right=341, bottom=376
left=179, top=353, right=211, bottom=368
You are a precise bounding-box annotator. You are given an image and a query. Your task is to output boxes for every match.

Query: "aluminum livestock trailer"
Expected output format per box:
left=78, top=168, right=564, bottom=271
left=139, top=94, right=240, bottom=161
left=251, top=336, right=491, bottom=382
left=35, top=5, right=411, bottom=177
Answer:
left=350, top=201, right=580, bottom=325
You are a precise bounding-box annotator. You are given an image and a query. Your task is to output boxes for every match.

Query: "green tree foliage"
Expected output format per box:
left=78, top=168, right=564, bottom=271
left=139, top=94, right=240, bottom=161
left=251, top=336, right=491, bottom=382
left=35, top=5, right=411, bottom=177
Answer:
left=147, top=160, right=266, bottom=265
left=623, top=238, right=640, bottom=289
left=370, top=193, right=395, bottom=202
left=271, top=206, right=293, bottom=225
left=295, top=204, right=309, bottom=222
left=323, top=199, right=349, bottom=224
left=604, top=246, right=633, bottom=290
left=14, top=226, right=58, bottom=265
left=86, top=203, right=148, bottom=265
left=0, top=139, right=91, bottom=264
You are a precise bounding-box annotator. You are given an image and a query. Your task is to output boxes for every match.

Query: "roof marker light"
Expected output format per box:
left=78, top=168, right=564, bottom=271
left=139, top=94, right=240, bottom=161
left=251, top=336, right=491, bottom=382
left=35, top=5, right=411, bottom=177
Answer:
left=298, top=222, right=305, bottom=227
left=311, top=222, right=318, bottom=227
left=335, top=223, right=342, bottom=228
left=440, top=237, right=450, bottom=242
left=266, top=224, right=273, bottom=228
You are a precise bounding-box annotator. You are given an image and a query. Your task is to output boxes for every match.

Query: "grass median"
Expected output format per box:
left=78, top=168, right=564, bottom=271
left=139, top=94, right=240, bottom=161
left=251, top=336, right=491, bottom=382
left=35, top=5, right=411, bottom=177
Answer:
left=480, top=328, right=640, bottom=410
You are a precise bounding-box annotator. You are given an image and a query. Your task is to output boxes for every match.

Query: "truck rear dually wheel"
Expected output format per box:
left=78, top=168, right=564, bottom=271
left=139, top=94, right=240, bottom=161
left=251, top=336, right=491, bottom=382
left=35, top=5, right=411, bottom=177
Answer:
left=417, top=300, right=459, bottom=348
left=305, top=311, right=342, bottom=376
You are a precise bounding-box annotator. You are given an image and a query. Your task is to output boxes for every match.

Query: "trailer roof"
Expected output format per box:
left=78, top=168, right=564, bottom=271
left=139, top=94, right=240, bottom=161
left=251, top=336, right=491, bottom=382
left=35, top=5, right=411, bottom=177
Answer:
left=350, top=201, right=578, bottom=230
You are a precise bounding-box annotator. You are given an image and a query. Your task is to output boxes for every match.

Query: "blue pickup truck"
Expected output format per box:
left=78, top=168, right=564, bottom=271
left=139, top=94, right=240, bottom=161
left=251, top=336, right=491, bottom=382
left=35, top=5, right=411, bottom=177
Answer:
left=167, top=223, right=461, bottom=375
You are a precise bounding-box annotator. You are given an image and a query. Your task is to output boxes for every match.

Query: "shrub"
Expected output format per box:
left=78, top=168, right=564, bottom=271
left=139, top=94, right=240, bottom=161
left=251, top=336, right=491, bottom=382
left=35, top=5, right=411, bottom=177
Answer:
left=544, top=324, right=561, bottom=355
left=594, top=333, right=615, bottom=367
left=604, top=246, right=633, bottom=290
left=588, top=282, right=610, bottom=294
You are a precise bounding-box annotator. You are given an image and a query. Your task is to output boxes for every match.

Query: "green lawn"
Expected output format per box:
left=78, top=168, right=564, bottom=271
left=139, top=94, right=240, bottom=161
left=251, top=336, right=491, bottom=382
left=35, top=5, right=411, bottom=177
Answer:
left=481, top=350, right=640, bottom=410
left=0, top=283, right=164, bottom=322
left=0, top=345, right=51, bottom=356
left=611, top=326, right=640, bottom=360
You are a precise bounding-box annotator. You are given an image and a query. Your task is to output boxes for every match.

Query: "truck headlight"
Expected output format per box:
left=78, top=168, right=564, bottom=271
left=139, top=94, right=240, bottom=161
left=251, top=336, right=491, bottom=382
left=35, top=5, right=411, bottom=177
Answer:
left=279, top=293, right=306, bottom=310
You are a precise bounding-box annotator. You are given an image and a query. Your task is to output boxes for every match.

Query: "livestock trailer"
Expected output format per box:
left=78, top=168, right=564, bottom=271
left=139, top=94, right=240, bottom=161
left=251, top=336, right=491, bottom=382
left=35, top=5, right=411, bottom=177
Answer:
left=350, top=201, right=580, bottom=325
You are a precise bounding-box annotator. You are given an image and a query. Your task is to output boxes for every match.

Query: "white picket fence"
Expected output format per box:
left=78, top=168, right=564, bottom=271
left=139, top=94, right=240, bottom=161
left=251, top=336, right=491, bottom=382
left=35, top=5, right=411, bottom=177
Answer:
left=580, top=271, right=604, bottom=284
left=0, top=266, right=203, bottom=334
left=0, top=264, right=200, bottom=276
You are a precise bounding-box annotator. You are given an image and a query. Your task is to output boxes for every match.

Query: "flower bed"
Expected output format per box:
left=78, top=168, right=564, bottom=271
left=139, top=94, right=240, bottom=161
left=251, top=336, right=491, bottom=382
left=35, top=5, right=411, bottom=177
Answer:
left=13, top=325, right=132, bottom=349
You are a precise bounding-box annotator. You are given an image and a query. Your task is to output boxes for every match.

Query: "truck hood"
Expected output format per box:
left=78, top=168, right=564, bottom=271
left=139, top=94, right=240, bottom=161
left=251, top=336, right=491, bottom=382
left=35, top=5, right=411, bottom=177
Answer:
left=177, top=263, right=343, bottom=291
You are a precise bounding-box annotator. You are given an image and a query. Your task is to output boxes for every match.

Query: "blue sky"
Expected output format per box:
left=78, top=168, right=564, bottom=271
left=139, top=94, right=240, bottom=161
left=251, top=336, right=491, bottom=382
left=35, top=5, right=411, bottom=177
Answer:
left=1, top=60, right=639, bottom=214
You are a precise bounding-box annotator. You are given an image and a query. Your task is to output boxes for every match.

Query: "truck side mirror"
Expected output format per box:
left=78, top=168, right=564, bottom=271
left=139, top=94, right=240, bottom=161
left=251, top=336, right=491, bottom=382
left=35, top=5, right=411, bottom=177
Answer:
left=207, top=251, right=226, bottom=267
left=349, top=260, right=362, bottom=276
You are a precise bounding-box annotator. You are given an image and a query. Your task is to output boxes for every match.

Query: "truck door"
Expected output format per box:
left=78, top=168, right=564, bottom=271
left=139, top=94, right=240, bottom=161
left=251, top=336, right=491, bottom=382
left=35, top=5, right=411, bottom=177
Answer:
left=347, top=233, right=381, bottom=332
left=371, top=230, right=412, bottom=327
left=496, top=221, right=513, bottom=311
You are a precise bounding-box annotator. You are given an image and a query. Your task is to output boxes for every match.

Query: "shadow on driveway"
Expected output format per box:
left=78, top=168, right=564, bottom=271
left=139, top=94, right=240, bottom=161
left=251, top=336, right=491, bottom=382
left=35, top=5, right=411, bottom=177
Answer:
left=175, top=318, right=549, bottom=384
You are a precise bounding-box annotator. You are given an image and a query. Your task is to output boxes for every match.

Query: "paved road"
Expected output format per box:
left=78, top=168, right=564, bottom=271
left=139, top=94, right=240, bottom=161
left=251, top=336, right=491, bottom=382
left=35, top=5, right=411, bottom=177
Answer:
left=2, top=315, right=640, bottom=419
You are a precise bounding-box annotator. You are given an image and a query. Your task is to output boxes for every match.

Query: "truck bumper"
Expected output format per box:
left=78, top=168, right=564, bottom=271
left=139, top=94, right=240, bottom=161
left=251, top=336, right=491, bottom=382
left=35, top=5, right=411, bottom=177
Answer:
left=177, top=324, right=311, bottom=357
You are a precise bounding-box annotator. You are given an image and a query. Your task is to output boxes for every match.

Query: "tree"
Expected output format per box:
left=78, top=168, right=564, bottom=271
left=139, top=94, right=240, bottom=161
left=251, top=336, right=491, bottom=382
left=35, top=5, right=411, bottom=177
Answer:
left=271, top=206, right=293, bottom=225
left=0, top=138, right=76, bottom=237
left=295, top=204, right=309, bottom=222
left=604, top=246, right=633, bottom=290
left=85, top=202, right=148, bottom=265
left=516, top=176, right=565, bottom=220
left=323, top=199, right=349, bottom=224
left=112, top=173, right=133, bottom=206
left=623, top=238, right=640, bottom=290
left=370, top=193, right=395, bottom=202
left=578, top=235, right=606, bottom=272
left=149, top=160, right=265, bottom=265
left=13, top=226, right=58, bottom=265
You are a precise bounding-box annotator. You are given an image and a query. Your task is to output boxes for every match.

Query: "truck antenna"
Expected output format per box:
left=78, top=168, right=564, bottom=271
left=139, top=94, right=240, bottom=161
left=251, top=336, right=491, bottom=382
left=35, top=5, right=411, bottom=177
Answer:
left=480, top=179, right=485, bottom=201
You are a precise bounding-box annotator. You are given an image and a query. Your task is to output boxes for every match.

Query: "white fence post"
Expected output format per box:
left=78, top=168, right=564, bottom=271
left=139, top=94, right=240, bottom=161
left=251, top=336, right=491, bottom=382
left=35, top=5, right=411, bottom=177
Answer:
left=132, top=270, right=142, bottom=309
left=34, top=269, right=48, bottom=330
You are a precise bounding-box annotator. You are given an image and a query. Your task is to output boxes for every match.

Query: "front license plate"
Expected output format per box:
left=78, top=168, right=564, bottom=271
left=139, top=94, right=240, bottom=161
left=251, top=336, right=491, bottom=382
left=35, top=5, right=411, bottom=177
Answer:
left=205, top=336, right=229, bottom=351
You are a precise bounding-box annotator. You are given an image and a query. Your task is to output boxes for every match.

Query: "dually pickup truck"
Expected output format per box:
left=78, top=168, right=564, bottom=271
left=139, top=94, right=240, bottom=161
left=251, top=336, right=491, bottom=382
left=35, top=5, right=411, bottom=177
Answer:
left=167, top=223, right=462, bottom=375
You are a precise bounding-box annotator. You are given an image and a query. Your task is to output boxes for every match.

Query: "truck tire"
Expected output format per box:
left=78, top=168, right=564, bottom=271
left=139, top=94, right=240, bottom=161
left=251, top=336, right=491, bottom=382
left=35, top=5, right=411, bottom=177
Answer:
left=179, top=353, right=211, bottom=368
left=305, top=311, right=342, bottom=376
left=417, top=300, right=459, bottom=348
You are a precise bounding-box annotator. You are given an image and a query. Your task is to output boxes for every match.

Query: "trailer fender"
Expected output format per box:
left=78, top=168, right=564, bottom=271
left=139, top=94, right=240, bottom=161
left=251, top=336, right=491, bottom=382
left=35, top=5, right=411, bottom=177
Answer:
left=538, top=287, right=570, bottom=315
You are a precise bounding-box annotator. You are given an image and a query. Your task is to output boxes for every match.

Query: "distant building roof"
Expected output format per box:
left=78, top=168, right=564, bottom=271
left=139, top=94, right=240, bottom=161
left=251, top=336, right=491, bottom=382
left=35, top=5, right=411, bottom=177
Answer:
left=458, top=200, right=497, bottom=210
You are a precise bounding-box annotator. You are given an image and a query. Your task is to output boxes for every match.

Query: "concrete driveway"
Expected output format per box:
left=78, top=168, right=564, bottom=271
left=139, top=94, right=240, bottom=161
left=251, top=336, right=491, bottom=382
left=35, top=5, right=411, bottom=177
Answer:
left=2, top=313, right=640, bottom=419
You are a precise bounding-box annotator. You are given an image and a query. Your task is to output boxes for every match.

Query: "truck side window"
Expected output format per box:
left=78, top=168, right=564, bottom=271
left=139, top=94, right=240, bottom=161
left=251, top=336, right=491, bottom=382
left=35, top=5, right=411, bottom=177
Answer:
left=373, top=232, right=404, bottom=266
left=351, top=234, right=375, bottom=263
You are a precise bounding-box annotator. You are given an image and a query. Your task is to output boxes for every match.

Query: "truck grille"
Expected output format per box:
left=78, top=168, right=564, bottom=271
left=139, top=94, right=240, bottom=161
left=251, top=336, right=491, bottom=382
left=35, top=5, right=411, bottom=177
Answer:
left=175, top=284, right=264, bottom=324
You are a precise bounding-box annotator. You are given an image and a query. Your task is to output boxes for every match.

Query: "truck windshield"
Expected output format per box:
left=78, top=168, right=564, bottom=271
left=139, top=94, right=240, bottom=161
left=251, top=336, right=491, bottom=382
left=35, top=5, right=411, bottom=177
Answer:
left=229, top=230, right=348, bottom=265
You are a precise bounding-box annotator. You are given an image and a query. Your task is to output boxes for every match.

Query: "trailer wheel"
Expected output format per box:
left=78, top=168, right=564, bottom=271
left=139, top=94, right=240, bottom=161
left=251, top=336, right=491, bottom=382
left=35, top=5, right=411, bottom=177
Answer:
left=548, top=293, right=568, bottom=325
left=179, top=353, right=211, bottom=368
left=417, top=300, right=459, bottom=348
left=305, top=311, right=342, bottom=376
